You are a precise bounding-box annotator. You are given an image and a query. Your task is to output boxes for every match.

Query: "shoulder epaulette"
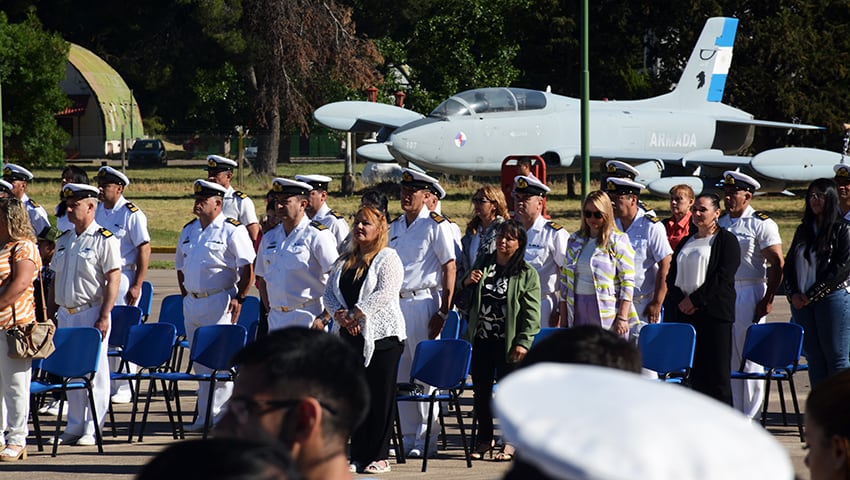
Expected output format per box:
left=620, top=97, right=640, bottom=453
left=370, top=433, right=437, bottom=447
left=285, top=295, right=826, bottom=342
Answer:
left=234, top=190, right=249, bottom=200
left=329, top=209, right=344, bottom=219
left=546, top=221, right=564, bottom=231
left=57, top=229, right=70, bottom=239
left=183, top=219, right=197, bottom=229
left=391, top=215, right=402, bottom=224
left=310, top=220, right=328, bottom=231
left=98, top=228, right=113, bottom=238
left=645, top=214, right=661, bottom=223
left=429, top=211, right=446, bottom=223
left=442, top=213, right=456, bottom=223
left=27, top=199, right=41, bottom=208
left=226, top=217, right=242, bottom=227
left=125, top=202, right=140, bottom=213
left=754, top=211, right=771, bottom=220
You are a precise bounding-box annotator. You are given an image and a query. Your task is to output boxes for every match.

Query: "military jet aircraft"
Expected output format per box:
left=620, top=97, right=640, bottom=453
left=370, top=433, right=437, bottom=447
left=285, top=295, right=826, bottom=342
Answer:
left=314, top=17, right=843, bottom=194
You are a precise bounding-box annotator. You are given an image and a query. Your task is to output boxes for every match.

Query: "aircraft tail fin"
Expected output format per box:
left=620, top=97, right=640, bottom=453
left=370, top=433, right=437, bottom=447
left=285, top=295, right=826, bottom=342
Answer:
left=670, top=17, right=738, bottom=105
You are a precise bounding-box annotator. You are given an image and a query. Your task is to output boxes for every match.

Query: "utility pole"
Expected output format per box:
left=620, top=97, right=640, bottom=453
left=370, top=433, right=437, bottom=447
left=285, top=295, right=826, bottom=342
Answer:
left=580, top=0, right=590, bottom=201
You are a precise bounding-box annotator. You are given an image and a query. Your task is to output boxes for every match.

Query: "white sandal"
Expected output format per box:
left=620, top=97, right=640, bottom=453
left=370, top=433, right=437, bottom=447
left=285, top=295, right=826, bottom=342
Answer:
left=363, top=459, right=391, bottom=474
left=0, top=445, right=27, bottom=462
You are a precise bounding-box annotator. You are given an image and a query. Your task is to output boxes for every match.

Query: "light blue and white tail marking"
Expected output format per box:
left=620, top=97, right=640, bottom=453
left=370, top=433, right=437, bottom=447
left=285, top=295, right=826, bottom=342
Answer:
left=706, top=17, right=738, bottom=102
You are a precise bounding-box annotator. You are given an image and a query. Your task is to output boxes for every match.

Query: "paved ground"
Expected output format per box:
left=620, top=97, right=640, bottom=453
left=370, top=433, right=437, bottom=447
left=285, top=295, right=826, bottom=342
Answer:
left=1, top=269, right=811, bottom=479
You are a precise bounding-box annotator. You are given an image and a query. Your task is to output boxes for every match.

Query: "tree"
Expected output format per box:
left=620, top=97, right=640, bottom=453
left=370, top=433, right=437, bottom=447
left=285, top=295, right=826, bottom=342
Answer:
left=350, top=0, right=527, bottom=113
left=0, top=12, right=69, bottom=166
left=31, top=0, right=253, bottom=134
left=241, top=0, right=382, bottom=174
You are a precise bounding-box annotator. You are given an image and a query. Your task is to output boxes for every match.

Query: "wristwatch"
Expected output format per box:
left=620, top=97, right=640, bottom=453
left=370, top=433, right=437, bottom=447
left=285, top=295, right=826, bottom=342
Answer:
left=436, top=310, right=448, bottom=320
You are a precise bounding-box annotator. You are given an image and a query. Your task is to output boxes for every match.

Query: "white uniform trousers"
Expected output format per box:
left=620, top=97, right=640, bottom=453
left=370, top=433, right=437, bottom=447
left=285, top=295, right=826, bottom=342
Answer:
left=397, top=291, right=440, bottom=452
left=0, top=339, right=31, bottom=445
left=539, top=292, right=558, bottom=327
left=183, top=289, right=234, bottom=426
left=731, top=282, right=766, bottom=419
left=58, top=305, right=111, bottom=437
left=110, top=269, right=138, bottom=398
left=266, top=300, right=323, bottom=332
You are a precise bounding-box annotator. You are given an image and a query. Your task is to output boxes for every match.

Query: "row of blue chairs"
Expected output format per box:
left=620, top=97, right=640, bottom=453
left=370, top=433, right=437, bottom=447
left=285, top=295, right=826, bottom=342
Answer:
left=156, top=294, right=260, bottom=373
left=31, top=322, right=250, bottom=456
left=533, top=322, right=806, bottom=440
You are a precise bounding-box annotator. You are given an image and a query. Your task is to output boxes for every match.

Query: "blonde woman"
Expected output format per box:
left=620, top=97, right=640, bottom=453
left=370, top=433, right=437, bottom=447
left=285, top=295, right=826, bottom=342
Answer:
left=323, top=206, right=405, bottom=474
left=0, top=198, right=41, bottom=461
left=559, top=190, right=636, bottom=336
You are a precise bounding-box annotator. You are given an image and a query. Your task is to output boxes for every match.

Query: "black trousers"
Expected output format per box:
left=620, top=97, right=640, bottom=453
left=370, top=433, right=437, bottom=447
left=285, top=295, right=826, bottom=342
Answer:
left=342, top=331, right=405, bottom=464
left=470, top=337, right=514, bottom=444
left=681, top=316, right=733, bottom=405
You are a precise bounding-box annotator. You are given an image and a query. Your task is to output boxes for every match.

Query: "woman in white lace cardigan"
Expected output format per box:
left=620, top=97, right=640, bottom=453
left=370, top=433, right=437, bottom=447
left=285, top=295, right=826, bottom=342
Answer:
left=323, top=205, right=406, bottom=475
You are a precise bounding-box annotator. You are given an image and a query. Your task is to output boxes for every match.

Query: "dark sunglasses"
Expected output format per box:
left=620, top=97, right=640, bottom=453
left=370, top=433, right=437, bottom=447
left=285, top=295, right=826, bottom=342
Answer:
left=583, top=210, right=604, bottom=219
left=471, top=197, right=491, bottom=204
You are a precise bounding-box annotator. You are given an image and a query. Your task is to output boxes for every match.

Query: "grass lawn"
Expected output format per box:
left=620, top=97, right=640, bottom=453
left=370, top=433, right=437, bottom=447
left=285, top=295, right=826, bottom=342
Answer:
left=27, top=161, right=808, bottom=260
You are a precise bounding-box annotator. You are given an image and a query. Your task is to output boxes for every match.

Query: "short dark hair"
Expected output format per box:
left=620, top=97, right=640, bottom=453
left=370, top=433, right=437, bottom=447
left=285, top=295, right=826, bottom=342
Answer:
left=493, top=219, right=529, bottom=277
left=521, top=325, right=642, bottom=373
left=360, top=188, right=389, bottom=220
left=61, top=165, right=89, bottom=184
left=232, top=327, right=370, bottom=441
left=137, top=437, right=301, bottom=480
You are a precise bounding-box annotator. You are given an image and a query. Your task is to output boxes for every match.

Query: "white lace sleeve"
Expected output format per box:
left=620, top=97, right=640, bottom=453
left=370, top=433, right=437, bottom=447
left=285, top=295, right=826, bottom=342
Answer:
left=322, top=261, right=345, bottom=334
left=357, top=248, right=406, bottom=365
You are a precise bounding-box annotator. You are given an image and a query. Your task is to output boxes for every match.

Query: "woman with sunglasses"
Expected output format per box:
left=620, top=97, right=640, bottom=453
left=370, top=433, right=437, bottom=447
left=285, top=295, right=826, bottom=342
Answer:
left=664, top=192, right=740, bottom=404
left=458, top=186, right=509, bottom=282
left=559, top=190, right=636, bottom=336
left=784, top=178, right=850, bottom=388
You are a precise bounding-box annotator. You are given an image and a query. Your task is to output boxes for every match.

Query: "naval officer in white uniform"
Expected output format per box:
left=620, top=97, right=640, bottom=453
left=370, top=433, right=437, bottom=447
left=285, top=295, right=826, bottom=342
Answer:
left=513, top=175, right=568, bottom=327
left=718, top=170, right=784, bottom=419
left=295, top=174, right=350, bottom=248
left=2, top=163, right=50, bottom=238
left=206, top=155, right=260, bottom=242
left=389, top=169, right=457, bottom=458
left=176, top=179, right=255, bottom=431
left=255, top=178, right=338, bottom=331
left=47, top=183, right=120, bottom=446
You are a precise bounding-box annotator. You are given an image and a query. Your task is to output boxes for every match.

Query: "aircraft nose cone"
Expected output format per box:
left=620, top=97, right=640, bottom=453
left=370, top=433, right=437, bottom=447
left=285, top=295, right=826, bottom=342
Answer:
left=389, top=118, right=446, bottom=164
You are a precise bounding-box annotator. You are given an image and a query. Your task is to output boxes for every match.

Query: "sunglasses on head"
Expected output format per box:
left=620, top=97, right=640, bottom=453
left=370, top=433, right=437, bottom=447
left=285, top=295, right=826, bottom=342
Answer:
left=583, top=210, right=604, bottom=219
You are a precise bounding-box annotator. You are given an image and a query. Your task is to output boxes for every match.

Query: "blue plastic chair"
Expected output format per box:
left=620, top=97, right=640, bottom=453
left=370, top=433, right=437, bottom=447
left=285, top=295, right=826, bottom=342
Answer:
left=638, top=323, right=696, bottom=384
left=237, top=296, right=261, bottom=343
left=395, top=339, right=473, bottom=472
left=531, top=327, right=564, bottom=349
left=30, top=327, right=104, bottom=457
left=440, top=311, right=462, bottom=339
left=147, top=324, right=247, bottom=439
left=139, top=280, right=154, bottom=322
left=109, top=322, right=177, bottom=442
left=157, top=294, right=188, bottom=371
left=108, top=305, right=144, bottom=360
left=731, top=322, right=805, bottom=441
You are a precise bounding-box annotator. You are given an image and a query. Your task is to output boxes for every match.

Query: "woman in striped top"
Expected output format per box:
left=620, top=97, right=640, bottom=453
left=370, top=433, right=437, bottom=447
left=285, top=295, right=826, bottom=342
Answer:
left=0, top=198, right=41, bottom=461
left=559, top=190, right=637, bottom=336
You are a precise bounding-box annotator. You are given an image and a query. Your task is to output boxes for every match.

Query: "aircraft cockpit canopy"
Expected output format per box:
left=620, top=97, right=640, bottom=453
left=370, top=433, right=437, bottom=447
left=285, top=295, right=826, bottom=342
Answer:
left=430, top=88, right=547, bottom=117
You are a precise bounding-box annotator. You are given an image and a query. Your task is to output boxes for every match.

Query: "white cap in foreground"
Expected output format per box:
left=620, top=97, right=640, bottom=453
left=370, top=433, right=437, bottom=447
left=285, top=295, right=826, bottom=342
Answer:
left=494, top=363, right=793, bottom=480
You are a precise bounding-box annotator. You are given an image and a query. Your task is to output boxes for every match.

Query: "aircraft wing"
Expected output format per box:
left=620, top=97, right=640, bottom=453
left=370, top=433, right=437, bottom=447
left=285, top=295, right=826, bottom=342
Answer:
left=715, top=117, right=825, bottom=130
left=313, top=101, right=424, bottom=132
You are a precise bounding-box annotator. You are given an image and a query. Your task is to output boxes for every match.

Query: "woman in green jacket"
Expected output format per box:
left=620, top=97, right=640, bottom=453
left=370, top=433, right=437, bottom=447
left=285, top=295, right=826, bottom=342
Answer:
left=462, top=219, right=541, bottom=461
